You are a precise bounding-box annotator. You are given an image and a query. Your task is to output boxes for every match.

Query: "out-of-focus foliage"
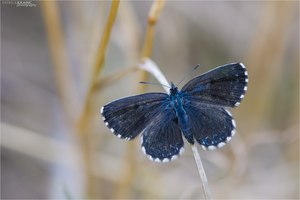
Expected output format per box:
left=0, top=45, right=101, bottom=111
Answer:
left=1, top=1, right=299, bottom=199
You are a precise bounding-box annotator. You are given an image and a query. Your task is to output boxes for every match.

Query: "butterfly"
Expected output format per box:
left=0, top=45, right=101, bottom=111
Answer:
left=101, top=63, right=248, bottom=162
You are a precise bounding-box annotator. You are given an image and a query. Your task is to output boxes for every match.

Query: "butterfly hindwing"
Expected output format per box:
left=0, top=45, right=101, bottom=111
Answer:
left=101, top=93, right=168, bottom=140
left=182, top=63, right=248, bottom=107
left=183, top=99, right=236, bottom=150
left=141, top=109, right=184, bottom=162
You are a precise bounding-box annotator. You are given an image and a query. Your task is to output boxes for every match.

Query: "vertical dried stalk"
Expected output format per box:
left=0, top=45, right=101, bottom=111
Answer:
left=76, top=0, right=120, bottom=198
left=139, top=0, right=165, bottom=92
left=191, top=145, right=212, bottom=199
left=114, top=2, right=142, bottom=199
left=141, top=0, right=165, bottom=58
left=41, top=1, right=84, bottom=197
left=78, top=0, right=120, bottom=132
left=242, top=1, right=296, bottom=130
left=40, top=1, right=79, bottom=123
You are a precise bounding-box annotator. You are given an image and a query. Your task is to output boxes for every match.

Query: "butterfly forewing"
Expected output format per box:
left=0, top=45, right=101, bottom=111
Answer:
left=101, top=93, right=168, bottom=140
left=182, top=63, right=248, bottom=107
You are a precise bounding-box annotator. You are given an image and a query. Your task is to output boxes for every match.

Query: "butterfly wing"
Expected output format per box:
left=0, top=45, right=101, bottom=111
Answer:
left=141, top=108, right=184, bottom=162
left=101, top=93, right=168, bottom=140
left=183, top=100, right=236, bottom=150
left=181, top=63, right=248, bottom=107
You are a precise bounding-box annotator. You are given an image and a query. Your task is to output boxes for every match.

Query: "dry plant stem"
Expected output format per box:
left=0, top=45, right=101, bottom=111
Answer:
left=140, top=60, right=212, bottom=199
left=139, top=0, right=165, bottom=91
left=79, top=0, right=120, bottom=130
left=242, top=1, right=296, bottom=130
left=191, top=145, right=212, bottom=199
left=76, top=0, right=120, bottom=198
left=141, top=0, right=165, bottom=57
left=40, top=1, right=79, bottom=123
left=139, top=59, right=169, bottom=91
left=41, top=2, right=95, bottom=198
left=41, top=2, right=87, bottom=197
left=92, top=0, right=120, bottom=78
left=114, top=2, right=148, bottom=198
left=2, top=121, right=133, bottom=183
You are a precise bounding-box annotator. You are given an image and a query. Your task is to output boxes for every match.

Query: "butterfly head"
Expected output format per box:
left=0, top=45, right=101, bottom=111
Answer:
left=170, top=82, right=178, bottom=95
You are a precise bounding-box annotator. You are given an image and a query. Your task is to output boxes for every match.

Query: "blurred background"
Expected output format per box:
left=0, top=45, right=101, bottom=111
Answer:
left=1, top=1, right=299, bottom=199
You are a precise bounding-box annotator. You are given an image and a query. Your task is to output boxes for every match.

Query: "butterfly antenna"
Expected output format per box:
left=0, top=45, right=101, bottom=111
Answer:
left=176, top=64, right=201, bottom=87
left=139, top=81, right=171, bottom=89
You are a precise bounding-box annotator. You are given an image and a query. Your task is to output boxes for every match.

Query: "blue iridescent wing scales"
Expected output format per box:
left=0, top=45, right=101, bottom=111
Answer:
left=182, top=98, right=236, bottom=150
left=182, top=63, right=248, bottom=107
left=102, top=93, right=185, bottom=161
left=141, top=108, right=184, bottom=162
left=101, top=93, right=168, bottom=140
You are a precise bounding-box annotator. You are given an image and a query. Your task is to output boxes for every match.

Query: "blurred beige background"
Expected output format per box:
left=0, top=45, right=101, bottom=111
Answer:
left=1, top=1, right=299, bottom=199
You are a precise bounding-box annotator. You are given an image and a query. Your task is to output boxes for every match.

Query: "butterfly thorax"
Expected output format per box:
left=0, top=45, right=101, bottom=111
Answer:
left=169, top=82, right=194, bottom=144
left=169, top=82, right=182, bottom=108
left=169, top=82, right=178, bottom=95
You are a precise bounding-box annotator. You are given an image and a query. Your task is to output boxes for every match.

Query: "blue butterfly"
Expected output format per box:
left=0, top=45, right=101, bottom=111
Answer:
left=101, top=63, right=248, bottom=162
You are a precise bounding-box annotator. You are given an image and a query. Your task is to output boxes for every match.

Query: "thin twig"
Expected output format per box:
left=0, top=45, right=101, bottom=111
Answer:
left=78, top=0, right=120, bottom=132
left=1, top=122, right=131, bottom=183
left=139, top=59, right=169, bottom=91
left=40, top=1, right=79, bottom=123
left=76, top=0, right=120, bottom=198
left=242, top=1, right=296, bottom=131
left=138, top=0, right=165, bottom=92
left=141, top=0, right=165, bottom=58
left=40, top=2, right=87, bottom=198
left=191, top=145, right=212, bottom=199
left=94, top=66, right=138, bottom=91
left=92, top=0, right=121, bottom=79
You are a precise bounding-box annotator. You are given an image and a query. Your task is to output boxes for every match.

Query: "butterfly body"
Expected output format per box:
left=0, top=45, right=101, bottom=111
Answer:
left=101, top=63, right=248, bottom=162
left=168, top=82, right=194, bottom=144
